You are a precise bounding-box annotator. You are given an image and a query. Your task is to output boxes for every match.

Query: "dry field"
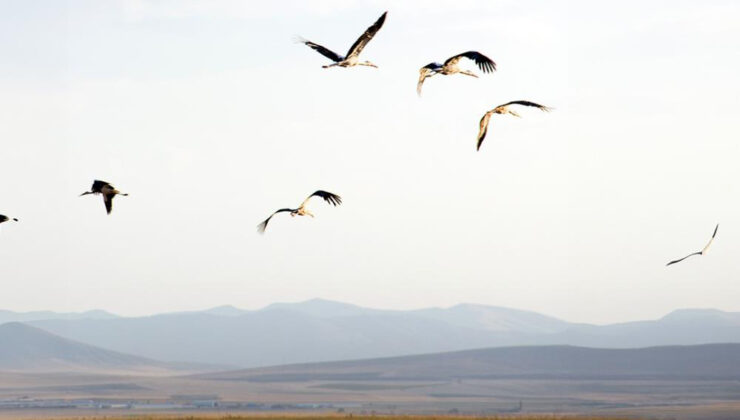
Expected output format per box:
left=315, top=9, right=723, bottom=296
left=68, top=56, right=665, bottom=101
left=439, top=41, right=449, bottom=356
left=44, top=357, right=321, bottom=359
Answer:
left=0, top=415, right=642, bottom=420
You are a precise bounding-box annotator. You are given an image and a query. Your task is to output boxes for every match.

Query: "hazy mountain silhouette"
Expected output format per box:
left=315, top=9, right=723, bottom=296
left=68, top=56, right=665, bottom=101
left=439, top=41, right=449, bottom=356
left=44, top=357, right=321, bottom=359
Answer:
left=199, top=343, right=740, bottom=382
left=0, top=309, right=118, bottom=324
left=0, top=322, right=213, bottom=373
left=9, top=300, right=740, bottom=368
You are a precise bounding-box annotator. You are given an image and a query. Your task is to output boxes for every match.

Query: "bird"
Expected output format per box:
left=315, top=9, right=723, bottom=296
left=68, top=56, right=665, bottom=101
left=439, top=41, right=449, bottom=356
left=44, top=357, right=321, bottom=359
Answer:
left=258, top=190, right=342, bottom=234
left=295, top=11, right=387, bottom=69
left=0, top=214, right=18, bottom=224
left=417, top=51, right=496, bottom=95
left=476, top=101, right=552, bottom=151
left=667, top=224, right=719, bottom=266
left=80, top=180, right=128, bottom=215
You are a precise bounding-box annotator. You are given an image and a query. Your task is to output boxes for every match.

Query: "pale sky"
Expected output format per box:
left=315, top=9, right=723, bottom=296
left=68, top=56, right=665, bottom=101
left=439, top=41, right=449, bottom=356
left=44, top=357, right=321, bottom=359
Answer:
left=1, top=0, right=739, bottom=324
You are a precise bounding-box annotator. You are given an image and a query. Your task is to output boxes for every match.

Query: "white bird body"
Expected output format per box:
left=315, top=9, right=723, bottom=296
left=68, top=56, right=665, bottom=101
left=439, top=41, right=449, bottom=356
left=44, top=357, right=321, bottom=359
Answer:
left=296, top=12, right=387, bottom=69
left=258, top=190, right=342, bottom=233
left=667, top=224, right=719, bottom=266
left=417, top=51, right=496, bottom=95
left=476, top=101, right=552, bottom=151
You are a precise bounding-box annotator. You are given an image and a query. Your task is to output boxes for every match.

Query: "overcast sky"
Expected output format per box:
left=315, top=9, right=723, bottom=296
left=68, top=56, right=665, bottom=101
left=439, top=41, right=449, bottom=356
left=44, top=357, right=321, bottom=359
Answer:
left=1, top=0, right=739, bottom=324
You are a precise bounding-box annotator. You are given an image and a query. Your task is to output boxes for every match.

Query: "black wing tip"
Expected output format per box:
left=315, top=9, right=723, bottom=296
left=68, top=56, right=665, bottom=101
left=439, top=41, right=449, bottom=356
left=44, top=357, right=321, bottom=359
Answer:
left=713, top=223, right=719, bottom=237
left=257, top=218, right=270, bottom=234
left=313, top=190, right=342, bottom=206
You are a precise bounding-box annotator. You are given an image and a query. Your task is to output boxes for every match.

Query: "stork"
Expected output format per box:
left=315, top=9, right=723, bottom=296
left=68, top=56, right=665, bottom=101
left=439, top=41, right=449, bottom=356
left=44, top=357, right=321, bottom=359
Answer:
left=0, top=214, right=18, bottom=224
left=296, top=11, right=387, bottom=69
left=258, top=190, right=342, bottom=234
left=477, top=101, right=552, bottom=151
left=417, top=51, right=496, bottom=95
left=80, top=180, right=128, bottom=215
left=667, top=224, right=719, bottom=266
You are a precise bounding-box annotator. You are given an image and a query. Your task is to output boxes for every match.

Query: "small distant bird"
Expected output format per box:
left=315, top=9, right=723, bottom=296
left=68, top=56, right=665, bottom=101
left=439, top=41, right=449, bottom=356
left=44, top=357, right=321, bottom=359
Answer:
left=0, top=215, right=18, bottom=224
left=477, top=101, right=552, bottom=151
left=667, top=224, right=719, bottom=266
left=296, top=11, right=387, bottom=69
left=417, top=51, right=496, bottom=96
left=80, top=180, right=128, bottom=215
left=258, top=190, right=342, bottom=234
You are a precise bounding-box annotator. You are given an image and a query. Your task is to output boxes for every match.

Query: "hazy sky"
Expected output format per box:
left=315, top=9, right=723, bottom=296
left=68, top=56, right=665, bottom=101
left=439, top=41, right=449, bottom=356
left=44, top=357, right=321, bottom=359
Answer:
left=1, top=0, right=739, bottom=324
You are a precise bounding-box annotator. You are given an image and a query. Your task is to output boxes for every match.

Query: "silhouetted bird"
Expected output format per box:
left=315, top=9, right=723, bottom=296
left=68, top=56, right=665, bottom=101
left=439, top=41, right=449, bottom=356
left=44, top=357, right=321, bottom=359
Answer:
left=667, top=224, right=719, bottom=266
left=477, top=101, right=552, bottom=151
left=296, top=11, right=387, bottom=69
left=0, top=214, right=18, bottom=224
left=417, top=51, right=496, bottom=95
left=80, top=180, right=128, bottom=215
left=258, top=190, right=342, bottom=234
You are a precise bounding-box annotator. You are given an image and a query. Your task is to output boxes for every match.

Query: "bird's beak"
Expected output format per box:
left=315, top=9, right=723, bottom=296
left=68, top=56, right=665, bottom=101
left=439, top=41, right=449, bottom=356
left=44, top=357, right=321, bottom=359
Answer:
left=80, top=191, right=90, bottom=197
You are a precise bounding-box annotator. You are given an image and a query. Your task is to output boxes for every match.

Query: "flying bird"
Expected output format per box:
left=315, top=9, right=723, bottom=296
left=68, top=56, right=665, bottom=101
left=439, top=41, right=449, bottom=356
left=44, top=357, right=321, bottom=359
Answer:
left=667, top=224, right=719, bottom=266
left=476, top=101, right=552, bottom=151
left=417, top=51, right=496, bottom=95
left=0, top=215, right=18, bottom=224
left=258, top=190, right=342, bottom=234
left=296, top=11, right=387, bottom=69
left=80, top=180, right=128, bottom=215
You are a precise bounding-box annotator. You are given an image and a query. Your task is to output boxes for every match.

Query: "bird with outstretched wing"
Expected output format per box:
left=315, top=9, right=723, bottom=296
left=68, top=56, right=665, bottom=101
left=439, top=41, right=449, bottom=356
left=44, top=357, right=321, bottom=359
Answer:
left=258, top=190, right=342, bottom=234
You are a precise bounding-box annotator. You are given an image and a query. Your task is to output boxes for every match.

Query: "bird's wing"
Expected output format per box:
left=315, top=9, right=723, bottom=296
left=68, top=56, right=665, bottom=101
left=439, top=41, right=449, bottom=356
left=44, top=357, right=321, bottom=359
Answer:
left=701, top=224, right=719, bottom=254
left=346, top=11, right=387, bottom=58
left=301, top=190, right=343, bottom=208
left=499, top=100, right=553, bottom=112
left=444, top=51, right=496, bottom=73
left=92, top=180, right=111, bottom=192
left=666, top=252, right=702, bottom=266
left=103, top=194, right=114, bottom=215
left=257, top=208, right=293, bottom=234
left=477, top=111, right=494, bottom=151
left=417, top=66, right=436, bottom=96
left=296, top=37, right=343, bottom=62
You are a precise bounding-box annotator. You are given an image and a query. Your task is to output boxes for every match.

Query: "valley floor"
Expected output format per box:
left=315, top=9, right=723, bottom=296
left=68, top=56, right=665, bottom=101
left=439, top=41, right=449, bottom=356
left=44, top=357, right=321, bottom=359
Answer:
left=3, top=372, right=740, bottom=420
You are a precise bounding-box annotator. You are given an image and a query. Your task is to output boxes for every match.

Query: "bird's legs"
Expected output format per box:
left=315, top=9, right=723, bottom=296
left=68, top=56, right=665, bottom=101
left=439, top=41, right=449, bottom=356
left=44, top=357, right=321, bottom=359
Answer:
left=460, top=70, right=479, bottom=78
left=508, top=110, right=522, bottom=118
left=359, top=61, right=378, bottom=68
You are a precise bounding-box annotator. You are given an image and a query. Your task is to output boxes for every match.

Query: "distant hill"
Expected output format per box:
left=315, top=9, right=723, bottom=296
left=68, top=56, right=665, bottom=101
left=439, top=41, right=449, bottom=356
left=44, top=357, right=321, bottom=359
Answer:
left=0, top=309, right=118, bottom=325
left=200, top=343, right=740, bottom=382
left=0, top=322, right=216, bottom=373
left=16, top=299, right=740, bottom=368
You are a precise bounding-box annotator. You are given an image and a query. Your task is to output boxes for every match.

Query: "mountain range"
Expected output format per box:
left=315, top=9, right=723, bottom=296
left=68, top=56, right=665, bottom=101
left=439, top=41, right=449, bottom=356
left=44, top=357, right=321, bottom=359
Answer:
left=3, top=299, right=740, bottom=368
left=0, top=322, right=213, bottom=373
left=200, top=342, right=740, bottom=382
